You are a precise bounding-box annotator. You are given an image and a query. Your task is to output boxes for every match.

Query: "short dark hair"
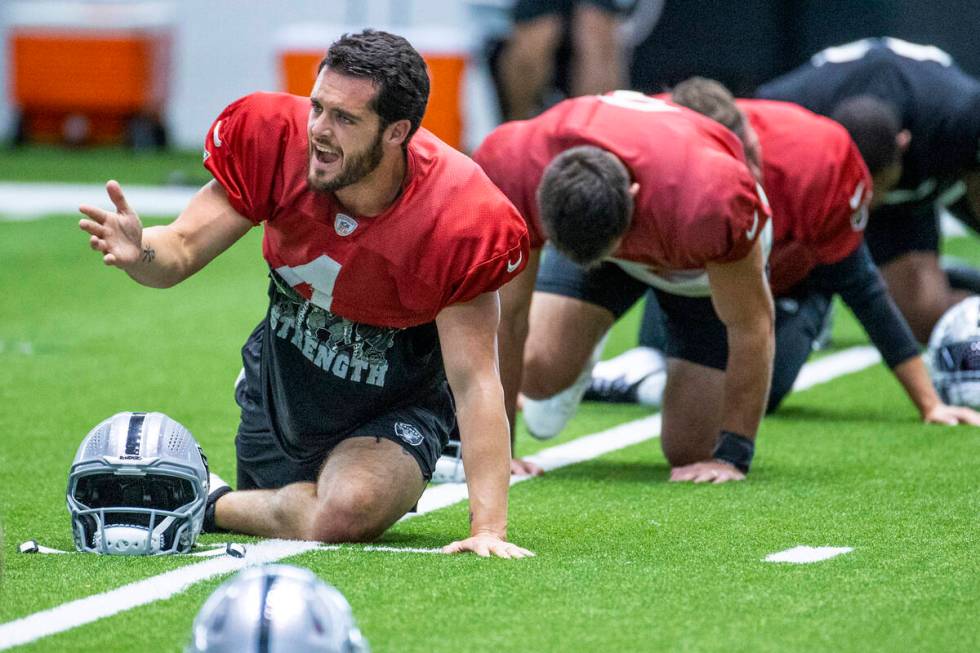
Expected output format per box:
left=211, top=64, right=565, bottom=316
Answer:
left=537, top=146, right=634, bottom=267
left=671, top=77, right=747, bottom=141
left=830, top=95, right=902, bottom=175
left=320, top=29, right=430, bottom=139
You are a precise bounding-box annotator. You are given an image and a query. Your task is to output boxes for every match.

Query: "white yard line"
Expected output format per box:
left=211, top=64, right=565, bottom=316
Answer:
left=0, top=181, right=970, bottom=243
left=0, top=540, right=320, bottom=651
left=410, top=414, right=663, bottom=515
left=764, top=546, right=854, bottom=564
left=0, top=345, right=881, bottom=650
left=791, top=346, right=880, bottom=391
left=0, top=182, right=196, bottom=220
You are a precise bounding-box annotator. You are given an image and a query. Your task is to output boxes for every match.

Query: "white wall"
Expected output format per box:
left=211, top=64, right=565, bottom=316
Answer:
left=0, top=0, right=507, bottom=150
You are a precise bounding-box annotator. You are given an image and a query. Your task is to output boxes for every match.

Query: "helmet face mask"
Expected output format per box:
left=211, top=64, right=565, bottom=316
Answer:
left=66, top=412, right=209, bottom=555
left=187, top=564, right=370, bottom=653
left=927, top=296, right=980, bottom=408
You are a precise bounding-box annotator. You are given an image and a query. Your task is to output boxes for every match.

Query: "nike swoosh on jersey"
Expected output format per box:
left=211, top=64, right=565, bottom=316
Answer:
left=507, top=252, right=523, bottom=273
left=849, top=181, right=865, bottom=210
left=745, top=211, right=760, bottom=240
left=213, top=121, right=223, bottom=148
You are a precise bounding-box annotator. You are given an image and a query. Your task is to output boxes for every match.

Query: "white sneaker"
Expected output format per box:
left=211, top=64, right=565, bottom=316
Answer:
left=586, top=346, right=667, bottom=407
left=634, top=369, right=667, bottom=407
left=431, top=439, right=465, bottom=483
left=522, top=335, right=608, bottom=440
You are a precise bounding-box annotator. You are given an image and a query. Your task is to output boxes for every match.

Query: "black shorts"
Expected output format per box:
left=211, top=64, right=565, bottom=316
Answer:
left=769, top=292, right=833, bottom=412
left=536, top=246, right=729, bottom=370
left=233, top=326, right=452, bottom=490
left=864, top=199, right=940, bottom=266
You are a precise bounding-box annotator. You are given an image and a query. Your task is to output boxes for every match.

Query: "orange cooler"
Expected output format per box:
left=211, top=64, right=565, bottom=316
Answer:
left=277, top=25, right=471, bottom=151
left=7, top=2, right=174, bottom=145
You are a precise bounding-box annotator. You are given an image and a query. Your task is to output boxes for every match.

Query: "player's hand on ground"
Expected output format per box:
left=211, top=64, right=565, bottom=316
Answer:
left=78, top=180, right=145, bottom=268
left=443, top=532, right=535, bottom=559
left=669, top=460, right=745, bottom=484
left=923, top=403, right=980, bottom=426
left=511, top=457, right=544, bottom=477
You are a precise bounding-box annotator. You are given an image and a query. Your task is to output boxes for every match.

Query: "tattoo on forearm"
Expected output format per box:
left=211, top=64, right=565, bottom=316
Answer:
left=141, top=247, right=156, bottom=263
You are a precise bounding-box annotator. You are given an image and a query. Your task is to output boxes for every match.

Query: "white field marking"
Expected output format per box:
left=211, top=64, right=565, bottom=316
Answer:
left=765, top=546, right=854, bottom=564
left=0, top=341, right=35, bottom=355
left=0, top=182, right=197, bottom=221
left=0, top=539, right=319, bottom=651
left=5, top=181, right=977, bottom=240
left=407, top=413, right=664, bottom=517
left=791, top=346, right=880, bottom=391
left=0, top=345, right=881, bottom=650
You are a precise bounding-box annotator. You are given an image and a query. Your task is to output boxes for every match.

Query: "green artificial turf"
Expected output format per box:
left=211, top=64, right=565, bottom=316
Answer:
left=1, top=213, right=979, bottom=652
left=0, top=145, right=208, bottom=186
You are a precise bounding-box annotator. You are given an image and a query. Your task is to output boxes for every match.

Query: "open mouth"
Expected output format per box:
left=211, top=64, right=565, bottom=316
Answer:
left=312, top=142, right=340, bottom=165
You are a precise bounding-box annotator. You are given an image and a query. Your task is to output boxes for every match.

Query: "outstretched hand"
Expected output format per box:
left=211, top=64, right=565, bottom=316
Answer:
left=669, top=460, right=745, bottom=484
left=78, top=180, right=145, bottom=268
left=443, top=532, right=535, bottom=559
left=923, top=403, right=980, bottom=426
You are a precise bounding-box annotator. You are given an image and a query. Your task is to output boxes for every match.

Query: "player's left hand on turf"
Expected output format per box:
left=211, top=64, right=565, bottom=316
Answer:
left=923, top=403, right=980, bottom=426
left=443, top=532, right=535, bottom=559
left=669, top=460, right=745, bottom=484
left=511, top=457, right=544, bottom=477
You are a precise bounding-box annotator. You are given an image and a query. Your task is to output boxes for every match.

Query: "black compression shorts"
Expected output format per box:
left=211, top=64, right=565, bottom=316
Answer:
left=536, top=245, right=729, bottom=370
left=864, top=199, right=940, bottom=266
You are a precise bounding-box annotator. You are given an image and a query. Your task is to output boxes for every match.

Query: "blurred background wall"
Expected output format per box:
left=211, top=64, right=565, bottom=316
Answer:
left=2, top=0, right=978, bottom=152
left=629, top=0, right=980, bottom=96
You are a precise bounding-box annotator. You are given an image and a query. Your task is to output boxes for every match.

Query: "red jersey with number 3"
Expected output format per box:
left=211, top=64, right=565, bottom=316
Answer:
left=739, top=99, right=872, bottom=295
left=203, top=92, right=529, bottom=329
left=474, top=93, right=768, bottom=275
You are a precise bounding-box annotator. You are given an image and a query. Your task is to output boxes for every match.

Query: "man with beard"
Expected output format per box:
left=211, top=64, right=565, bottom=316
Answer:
left=78, top=30, right=533, bottom=558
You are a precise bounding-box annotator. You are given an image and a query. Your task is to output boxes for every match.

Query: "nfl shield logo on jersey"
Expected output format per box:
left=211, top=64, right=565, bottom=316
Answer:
left=394, top=422, right=424, bottom=446
left=334, top=213, right=358, bottom=236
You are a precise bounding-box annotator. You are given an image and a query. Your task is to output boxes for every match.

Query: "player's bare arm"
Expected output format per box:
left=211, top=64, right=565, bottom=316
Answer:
left=707, top=240, right=775, bottom=437
left=436, top=291, right=534, bottom=559
left=79, top=179, right=252, bottom=287
left=671, top=240, right=774, bottom=484
left=497, top=248, right=545, bottom=476
left=891, top=357, right=980, bottom=426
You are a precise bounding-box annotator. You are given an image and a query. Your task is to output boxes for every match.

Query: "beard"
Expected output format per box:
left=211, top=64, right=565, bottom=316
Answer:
left=308, top=128, right=385, bottom=193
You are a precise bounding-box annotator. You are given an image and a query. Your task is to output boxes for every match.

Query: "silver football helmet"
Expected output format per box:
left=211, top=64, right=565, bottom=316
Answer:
left=186, top=564, right=369, bottom=653
left=927, top=296, right=980, bottom=408
left=66, top=411, right=209, bottom=555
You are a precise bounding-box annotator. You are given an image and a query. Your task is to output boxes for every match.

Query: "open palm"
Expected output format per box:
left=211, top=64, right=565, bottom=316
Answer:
left=78, top=180, right=144, bottom=268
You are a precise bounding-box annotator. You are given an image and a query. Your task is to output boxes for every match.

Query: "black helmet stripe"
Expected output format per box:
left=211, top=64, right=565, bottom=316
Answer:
left=124, top=412, right=147, bottom=457
left=257, top=573, right=276, bottom=653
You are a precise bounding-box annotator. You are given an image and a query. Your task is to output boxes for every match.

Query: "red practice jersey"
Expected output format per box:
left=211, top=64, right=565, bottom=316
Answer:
left=474, top=92, right=768, bottom=295
left=204, top=92, right=529, bottom=328
left=738, top=99, right=872, bottom=295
